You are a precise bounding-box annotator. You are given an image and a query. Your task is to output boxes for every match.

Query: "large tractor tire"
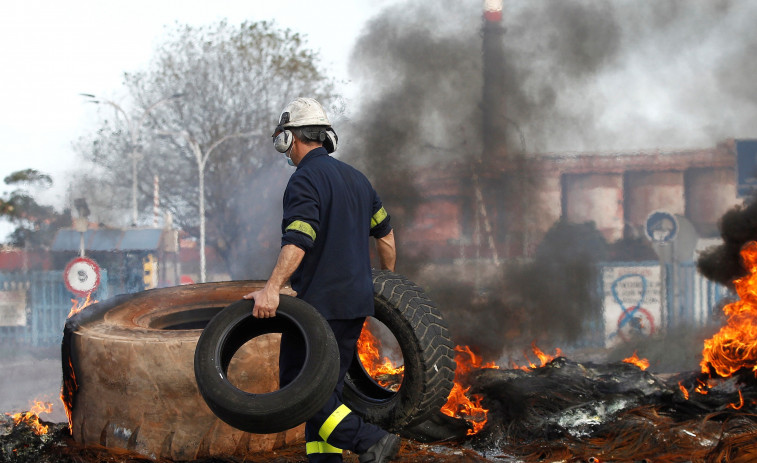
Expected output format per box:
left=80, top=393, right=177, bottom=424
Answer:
left=61, top=281, right=306, bottom=461
left=343, top=270, right=457, bottom=433
left=194, top=296, right=339, bottom=433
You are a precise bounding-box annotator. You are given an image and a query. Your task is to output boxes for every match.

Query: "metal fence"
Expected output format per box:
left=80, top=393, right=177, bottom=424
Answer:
left=0, top=262, right=734, bottom=349
left=0, top=271, right=109, bottom=347
left=675, top=261, right=731, bottom=327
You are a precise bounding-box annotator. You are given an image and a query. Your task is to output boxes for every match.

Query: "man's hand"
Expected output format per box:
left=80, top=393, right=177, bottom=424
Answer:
left=244, top=244, right=305, bottom=318
left=243, top=285, right=280, bottom=318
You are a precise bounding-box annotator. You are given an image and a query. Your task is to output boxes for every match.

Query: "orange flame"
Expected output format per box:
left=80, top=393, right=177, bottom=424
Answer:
left=678, top=381, right=690, bottom=400
left=8, top=400, right=53, bottom=435
left=356, top=320, right=404, bottom=391
left=440, top=345, right=499, bottom=435
left=700, top=241, right=757, bottom=378
left=511, top=343, right=563, bottom=371
left=622, top=351, right=650, bottom=370
left=61, top=357, right=77, bottom=432
left=68, top=292, right=97, bottom=318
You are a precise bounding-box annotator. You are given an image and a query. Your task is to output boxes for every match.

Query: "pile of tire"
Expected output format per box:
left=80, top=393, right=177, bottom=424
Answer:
left=192, top=271, right=458, bottom=439
left=62, top=272, right=459, bottom=461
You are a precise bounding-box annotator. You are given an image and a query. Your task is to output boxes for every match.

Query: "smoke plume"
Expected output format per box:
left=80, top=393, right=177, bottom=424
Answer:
left=342, top=0, right=757, bottom=358
left=698, top=195, right=757, bottom=288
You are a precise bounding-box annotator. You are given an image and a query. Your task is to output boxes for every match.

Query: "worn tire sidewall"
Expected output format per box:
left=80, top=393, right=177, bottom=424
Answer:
left=194, top=295, right=340, bottom=434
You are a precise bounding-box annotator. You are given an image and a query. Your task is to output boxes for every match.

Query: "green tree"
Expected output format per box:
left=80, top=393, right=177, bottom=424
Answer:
left=75, top=20, right=337, bottom=278
left=0, top=169, right=69, bottom=248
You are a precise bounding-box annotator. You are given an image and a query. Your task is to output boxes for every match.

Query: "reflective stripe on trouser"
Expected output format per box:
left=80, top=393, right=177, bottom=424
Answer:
left=280, top=318, right=387, bottom=461
left=306, top=441, right=342, bottom=455
left=319, top=404, right=352, bottom=442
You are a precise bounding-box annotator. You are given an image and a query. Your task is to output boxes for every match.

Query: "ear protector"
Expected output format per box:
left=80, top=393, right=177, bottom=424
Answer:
left=323, top=129, right=338, bottom=153
left=272, top=111, right=337, bottom=154
left=272, top=111, right=293, bottom=153
left=273, top=129, right=293, bottom=153
left=272, top=127, right=331, bottom=153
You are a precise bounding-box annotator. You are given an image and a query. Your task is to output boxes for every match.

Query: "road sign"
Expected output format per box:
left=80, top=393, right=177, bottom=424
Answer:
left=737, top=139, right=757, bottom=197
left=64, top=257, right=101, bottom=297
left=645, top=210, right=678, bottom=243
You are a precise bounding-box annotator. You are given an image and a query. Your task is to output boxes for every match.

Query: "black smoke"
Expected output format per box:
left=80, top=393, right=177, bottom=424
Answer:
left=342, top=0, right=757, bottom=358
left=698, top=196, right=757, bottom=288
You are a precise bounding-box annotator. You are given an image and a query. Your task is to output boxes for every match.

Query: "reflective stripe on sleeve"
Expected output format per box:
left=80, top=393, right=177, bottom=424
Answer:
left=318, top=404, right=351, bottom=442
left=306, top=441, right=343, bottom=455
left=370, top=207, right=388, bottom=229
left=285, top=220, right=316, bottom=241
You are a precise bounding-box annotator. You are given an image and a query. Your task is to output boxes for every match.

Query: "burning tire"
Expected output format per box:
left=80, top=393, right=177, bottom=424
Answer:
left=343, top=270, right=456, bottom=432
left=61, top=281, right=307, bottom=461
left=193, top=296, right=340, bottom=434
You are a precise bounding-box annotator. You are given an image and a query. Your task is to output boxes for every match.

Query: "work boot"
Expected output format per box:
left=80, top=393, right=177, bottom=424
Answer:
left=358, top=433, right=400, bottom=463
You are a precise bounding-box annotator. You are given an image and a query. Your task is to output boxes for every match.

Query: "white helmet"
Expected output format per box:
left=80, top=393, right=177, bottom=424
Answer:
left=277, top=97, right=331, bottom=128
left=272, top=97, right=338, bottom=154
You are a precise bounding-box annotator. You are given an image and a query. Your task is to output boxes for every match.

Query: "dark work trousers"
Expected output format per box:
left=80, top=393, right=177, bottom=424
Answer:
left=279, top=317, right=387, bottom=462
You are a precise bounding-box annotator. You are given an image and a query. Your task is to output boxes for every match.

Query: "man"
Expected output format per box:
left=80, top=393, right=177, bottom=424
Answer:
left=243, top=97, right=399, bottom=463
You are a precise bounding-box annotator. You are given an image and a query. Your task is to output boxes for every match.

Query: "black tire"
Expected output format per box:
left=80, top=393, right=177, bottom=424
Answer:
left=343, top=270, right=456, bottom=433
left=194, top=296, right=340, bottom=434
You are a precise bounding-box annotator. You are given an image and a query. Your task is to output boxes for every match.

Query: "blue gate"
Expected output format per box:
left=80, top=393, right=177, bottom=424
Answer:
left=675, top=261, right=732, bottom=327
left=0, top=271, right=109, bottom=347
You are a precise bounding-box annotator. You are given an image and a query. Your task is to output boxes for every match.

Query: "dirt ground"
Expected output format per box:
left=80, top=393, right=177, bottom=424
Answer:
left=2, top=417, right=494, bottom=463
left=0, top=346, right=494, bottom=462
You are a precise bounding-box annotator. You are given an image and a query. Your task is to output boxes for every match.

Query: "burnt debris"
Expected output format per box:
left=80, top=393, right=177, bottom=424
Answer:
left=466, top=357, right=757, bottom=462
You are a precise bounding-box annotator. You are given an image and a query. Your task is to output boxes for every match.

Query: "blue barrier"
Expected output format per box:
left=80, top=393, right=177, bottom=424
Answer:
left=0, top=271, right=109, bottom=347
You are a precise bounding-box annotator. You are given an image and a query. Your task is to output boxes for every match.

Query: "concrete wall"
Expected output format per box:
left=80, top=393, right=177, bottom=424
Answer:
left=685, top=167, right=739, bottom=236
left=404, top=141, right=740, bottom=259
left=562, top=173, right=624, bottom=242
left=624, top=171, right=686, bottom=237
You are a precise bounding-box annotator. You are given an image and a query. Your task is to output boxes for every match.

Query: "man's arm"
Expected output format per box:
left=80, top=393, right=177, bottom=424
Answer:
left=243, top=244, right=305, bottom=318
left=375, top=230, right=396, bottom=272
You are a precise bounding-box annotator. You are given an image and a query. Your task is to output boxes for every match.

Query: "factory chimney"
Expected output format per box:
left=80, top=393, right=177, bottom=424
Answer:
left=481, top=0, right=507, bottom=161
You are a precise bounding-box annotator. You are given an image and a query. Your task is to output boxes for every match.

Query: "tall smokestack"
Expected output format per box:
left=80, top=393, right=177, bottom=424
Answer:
left=482, top=0, right=508, bottom=161
left=484, top=0, right=503, bottom=22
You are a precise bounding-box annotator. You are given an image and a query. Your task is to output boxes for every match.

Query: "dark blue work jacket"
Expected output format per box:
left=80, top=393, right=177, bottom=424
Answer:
left=281, top=147, right=392, bottom=320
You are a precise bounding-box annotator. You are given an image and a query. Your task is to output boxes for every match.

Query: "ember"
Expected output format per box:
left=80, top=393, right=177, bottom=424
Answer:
left=701, top=241, right=757, bottom=378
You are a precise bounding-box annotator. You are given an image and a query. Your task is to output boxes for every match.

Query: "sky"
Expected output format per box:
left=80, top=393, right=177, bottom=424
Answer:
left=0, top=0, right=394, bottom=237
left=3, top=0, right=757, bottom=241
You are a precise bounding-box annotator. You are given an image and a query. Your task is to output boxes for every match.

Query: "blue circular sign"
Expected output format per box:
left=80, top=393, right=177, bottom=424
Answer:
left=645, top=210, right=678, bottom=243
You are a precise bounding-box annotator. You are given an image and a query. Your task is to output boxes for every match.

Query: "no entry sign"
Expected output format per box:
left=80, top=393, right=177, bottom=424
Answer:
left=64, top=257, right=101, bottom=297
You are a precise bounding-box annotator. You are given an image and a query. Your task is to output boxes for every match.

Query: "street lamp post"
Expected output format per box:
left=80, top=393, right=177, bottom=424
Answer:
left=81, top=93, right=183, bottom=226
left=159, top=130, right=259, bottom=283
